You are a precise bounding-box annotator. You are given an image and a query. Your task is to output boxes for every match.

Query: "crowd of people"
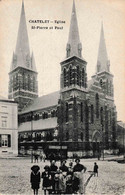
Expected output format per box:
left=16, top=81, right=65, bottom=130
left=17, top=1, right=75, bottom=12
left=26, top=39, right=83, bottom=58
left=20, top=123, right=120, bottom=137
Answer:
left=30, top=158, right=99, bottom=195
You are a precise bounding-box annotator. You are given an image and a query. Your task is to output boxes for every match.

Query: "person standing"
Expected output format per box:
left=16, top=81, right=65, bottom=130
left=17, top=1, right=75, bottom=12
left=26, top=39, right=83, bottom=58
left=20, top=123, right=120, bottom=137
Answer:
left=49, top=160, right=58, bottom=193
left=73, top=158, right=87, bottom=194
left=30, top=165, right=40, bottom=195
left=93, top=162, right=99, bottom=177
left=59, top=160, right=68, bottom=173
left=41, top=165, right=52, bottom=195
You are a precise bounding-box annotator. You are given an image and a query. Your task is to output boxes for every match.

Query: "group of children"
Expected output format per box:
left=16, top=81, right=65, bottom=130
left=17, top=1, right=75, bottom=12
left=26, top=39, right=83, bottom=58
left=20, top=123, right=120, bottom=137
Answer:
left=30, top=159, right=99, bottom=195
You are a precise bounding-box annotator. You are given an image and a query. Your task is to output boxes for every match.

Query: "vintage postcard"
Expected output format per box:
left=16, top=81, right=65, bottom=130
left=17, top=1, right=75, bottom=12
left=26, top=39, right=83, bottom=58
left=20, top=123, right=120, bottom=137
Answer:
left=0, top=0, right=125, bottom=194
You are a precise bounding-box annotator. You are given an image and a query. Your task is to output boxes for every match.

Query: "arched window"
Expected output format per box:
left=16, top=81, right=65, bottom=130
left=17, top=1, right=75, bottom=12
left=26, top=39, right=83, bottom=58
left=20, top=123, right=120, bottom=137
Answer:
left=96, top=93, right=99, bottom=118
left=100, top=107, right=103, bottom=125
left=43, top=112, right=48, bottom=119
left=66, top=102, right=69, bottom=122
left=81, top=132, right=83, bottom=141
left=51, top=110, right=56, bottom=117
left=80, top=102, right=83, bottom=122
left=110, top=81, right=112, bottom=96
left=106, top=79, right=109, bottom=95
left=69, top=66, right=72, bottom=85
left=16, top=73, right=18, bottom=88
left=25, top=75, right=28, bottom=90
left=91, top=105, right=94, bottom=123
left=82, top=68, right=85, bottom=87
left=63, top=68, right=67, bottom=87
left=76, top=66, right=80, bottom=86
left=28, top=74, right=30, bottom=91
left=72, top=67, right=76, bottom=85
left=33, top=76, right=36, bottom=92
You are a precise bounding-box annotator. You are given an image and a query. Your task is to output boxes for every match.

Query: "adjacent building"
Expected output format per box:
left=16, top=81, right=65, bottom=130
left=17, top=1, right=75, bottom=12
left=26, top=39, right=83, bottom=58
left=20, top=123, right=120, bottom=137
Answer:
left=0, top=96, right=18, bottom=155
left=9, top=1, right=117, bottom=157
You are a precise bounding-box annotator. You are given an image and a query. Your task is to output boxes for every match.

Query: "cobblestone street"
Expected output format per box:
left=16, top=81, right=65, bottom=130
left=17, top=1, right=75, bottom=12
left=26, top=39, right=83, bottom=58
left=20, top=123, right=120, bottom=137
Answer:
left=0, top=157, right=125, bottom=195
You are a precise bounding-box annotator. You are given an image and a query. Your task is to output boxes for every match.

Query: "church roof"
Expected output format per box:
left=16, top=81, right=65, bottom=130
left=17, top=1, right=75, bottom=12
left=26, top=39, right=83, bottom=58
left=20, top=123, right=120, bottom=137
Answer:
left=20, top=91, right=60, bottom=114
left=18, top=117, right=57, bottom=132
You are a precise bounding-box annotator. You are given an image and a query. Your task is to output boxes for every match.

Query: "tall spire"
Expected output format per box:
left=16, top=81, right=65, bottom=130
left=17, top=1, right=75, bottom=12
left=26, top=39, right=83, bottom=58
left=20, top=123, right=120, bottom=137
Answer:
left=66, top=0, right=82, bottom=58
left=97, top=22, right=110, bottom=73
left=15, top=1, right=30, bottom=58
left=10, top=1, right=37, bottom=71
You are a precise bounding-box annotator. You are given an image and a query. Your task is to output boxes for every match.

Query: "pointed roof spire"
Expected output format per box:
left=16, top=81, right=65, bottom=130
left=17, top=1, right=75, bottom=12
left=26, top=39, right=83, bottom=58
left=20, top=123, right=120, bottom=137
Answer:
left=15, top=1, right=30, bottom=57
left=15, top=1, right=30, bottom=67
left=9, top=1, right=37, bottom=72
left=31, top=52, right=37, bottom=72
left=97, top=22, right=110, bottom=72
left=66, top=0, right=82, bottom=58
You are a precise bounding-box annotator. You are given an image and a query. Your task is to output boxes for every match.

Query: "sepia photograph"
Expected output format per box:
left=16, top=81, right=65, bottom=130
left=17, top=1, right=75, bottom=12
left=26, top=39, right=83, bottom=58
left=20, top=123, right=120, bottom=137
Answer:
left=0, top=0, right=125, bottom=194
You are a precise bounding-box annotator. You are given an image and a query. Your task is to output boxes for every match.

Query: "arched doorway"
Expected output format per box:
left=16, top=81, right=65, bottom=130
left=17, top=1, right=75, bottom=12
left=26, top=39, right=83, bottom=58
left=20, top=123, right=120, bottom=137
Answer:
left=92, top=131, right=102, bottom=158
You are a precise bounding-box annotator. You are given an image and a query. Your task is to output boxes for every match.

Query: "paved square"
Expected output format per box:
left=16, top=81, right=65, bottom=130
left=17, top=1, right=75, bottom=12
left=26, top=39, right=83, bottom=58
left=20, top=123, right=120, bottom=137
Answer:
left=0, top=157, right=125, bottom=195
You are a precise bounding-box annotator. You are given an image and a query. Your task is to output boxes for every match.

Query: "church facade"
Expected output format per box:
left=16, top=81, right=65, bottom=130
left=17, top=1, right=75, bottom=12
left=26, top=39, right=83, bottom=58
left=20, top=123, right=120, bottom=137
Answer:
left=9, top=1, right=117, bottom=157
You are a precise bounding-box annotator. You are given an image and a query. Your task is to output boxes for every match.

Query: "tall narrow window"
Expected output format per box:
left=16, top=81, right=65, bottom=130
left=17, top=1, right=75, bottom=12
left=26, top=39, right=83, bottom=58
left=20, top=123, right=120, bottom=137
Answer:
left=96, top=93, right=99, bottom=118
left=82, top=68, right=85, bottom=87
left=81, top=132, right=83, bottom=141
left=110, top=81, right=112, bottom=96
left=66, top=102, right=69, bottom=122
left=77, top=66, right=79, bottom=85
left=100, top=107, right=103, bottom=125
left=64, top=68, right=67, bottom=87
left=80, top=102, right=83, bottom=122
left=33, top=76, right=36, bottom=92
left=28, top=74, right=30, bottom=91
left=25, top=75, right=28, bottom=91
left=106, top=79, right=109, bottom=95
left=16, top=73, right=18, bottom=89
left=69, top=66, right=72, bottom=85
left=91, top=105, right=94, bottom=123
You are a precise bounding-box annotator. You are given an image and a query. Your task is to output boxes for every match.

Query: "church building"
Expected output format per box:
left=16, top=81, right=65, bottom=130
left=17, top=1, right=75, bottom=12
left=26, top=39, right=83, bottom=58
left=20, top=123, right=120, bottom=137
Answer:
left=8, top=1, right=117, bottom=157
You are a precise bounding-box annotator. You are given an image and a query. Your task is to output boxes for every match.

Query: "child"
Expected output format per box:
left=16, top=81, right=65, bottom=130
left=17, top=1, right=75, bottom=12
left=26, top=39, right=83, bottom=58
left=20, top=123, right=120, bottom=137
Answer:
left=42, top=165, right=52, bottom=194
left=66, top=174, right=73, bottom=194
left=72, top=172, right=80, bottom=194
left=54, top=169, right=66, bottom=194
left=93, top=162, right=99, bottom=177
left=30, top=165, right=40, bottom=195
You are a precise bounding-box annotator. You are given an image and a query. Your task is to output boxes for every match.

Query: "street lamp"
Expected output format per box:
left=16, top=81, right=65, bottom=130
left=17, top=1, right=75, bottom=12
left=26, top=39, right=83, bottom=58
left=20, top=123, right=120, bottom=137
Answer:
left=31, top=111, right=33, bottom=163
left=102, top=123, right=104, bottom=161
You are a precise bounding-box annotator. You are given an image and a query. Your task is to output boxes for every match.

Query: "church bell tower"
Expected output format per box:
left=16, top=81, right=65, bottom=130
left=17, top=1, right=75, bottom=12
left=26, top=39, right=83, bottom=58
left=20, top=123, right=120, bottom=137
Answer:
left=8, top=2, right=38, bottom=112
left=58, top=1, right=89, bottom=152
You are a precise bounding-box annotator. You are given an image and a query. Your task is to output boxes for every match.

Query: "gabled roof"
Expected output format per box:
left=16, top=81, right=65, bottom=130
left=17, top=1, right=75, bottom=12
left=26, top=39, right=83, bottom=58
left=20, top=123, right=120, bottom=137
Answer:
left=20, top=91, right=60, bottom=114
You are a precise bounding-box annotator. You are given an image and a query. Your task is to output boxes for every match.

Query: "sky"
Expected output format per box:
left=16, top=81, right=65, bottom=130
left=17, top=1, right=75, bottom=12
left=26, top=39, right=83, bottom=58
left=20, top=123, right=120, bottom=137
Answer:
left=0, top=0, right=125, bottom=122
